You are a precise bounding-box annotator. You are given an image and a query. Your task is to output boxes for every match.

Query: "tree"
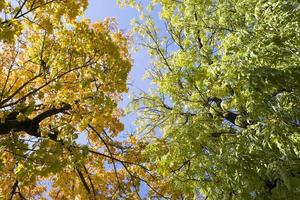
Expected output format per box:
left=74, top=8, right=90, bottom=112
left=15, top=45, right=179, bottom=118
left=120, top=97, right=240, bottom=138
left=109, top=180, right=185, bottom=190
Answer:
left=125, top=0, right=300, bottom=199
left=0, top=0, right=88, bottom=42
left=0, top=1, right=155, bottom=199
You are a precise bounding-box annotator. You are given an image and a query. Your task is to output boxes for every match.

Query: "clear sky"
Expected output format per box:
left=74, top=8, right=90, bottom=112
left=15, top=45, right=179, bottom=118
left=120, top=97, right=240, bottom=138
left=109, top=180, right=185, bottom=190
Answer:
left=86, top=0, right=137, bottom=30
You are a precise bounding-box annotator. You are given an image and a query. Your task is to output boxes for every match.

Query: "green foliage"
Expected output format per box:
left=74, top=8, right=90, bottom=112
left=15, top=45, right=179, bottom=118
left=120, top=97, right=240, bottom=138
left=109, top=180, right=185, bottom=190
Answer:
left=128, top=0, right=300, bottom=199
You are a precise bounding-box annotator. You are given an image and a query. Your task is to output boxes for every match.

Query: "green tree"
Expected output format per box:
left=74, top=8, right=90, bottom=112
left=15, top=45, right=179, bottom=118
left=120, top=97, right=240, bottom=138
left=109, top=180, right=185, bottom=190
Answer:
left=126, top=0, right=300, bottom=199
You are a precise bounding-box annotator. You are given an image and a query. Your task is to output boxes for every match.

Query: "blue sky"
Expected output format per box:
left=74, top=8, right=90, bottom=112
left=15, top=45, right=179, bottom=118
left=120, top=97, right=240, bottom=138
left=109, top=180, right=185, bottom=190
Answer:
left=86, top=0, right=137, bottom=30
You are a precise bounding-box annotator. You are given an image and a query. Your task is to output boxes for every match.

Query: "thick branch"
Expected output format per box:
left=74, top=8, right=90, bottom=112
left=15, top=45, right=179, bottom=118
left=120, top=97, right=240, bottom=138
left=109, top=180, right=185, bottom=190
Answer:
left=0, top=104, right=71, bottom=137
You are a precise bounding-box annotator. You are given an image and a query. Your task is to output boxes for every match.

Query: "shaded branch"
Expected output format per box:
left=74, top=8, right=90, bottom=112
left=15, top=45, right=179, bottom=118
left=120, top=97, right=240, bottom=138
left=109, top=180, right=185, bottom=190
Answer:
left=0, top=104, right=71, bottom=137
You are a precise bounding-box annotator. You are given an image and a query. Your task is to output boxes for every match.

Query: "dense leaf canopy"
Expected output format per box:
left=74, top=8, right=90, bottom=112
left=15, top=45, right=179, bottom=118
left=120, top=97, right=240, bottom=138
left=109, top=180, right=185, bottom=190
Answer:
left=124, top=0, right=300, bottom=199
left=0, top=0, right=88, bottom=42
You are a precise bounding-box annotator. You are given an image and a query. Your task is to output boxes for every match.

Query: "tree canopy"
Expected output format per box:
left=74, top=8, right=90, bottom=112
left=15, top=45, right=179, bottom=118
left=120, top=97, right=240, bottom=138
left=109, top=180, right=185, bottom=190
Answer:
left=0, top=0, right=88, bottom=42
left=1, top=0, right=300, bottom=199
left=124, top=0, right=300, bottom=199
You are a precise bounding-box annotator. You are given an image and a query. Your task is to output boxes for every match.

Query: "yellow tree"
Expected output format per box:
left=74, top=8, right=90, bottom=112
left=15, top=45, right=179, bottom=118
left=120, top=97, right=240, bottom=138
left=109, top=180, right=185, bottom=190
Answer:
left=0, top=0, right=88, bottom=42
left=0, top=1, right=154, bottom=199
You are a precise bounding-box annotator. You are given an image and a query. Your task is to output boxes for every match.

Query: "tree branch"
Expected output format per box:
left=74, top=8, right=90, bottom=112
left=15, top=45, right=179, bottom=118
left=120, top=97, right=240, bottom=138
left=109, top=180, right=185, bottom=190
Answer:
left=0, top=104, right=71, bottom=137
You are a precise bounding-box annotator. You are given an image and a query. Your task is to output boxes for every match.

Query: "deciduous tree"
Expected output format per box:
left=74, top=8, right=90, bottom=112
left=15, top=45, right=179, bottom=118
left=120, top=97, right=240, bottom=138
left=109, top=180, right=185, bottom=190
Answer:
left=125, top=0, right=300, bottom=199
left=0, top=0, right=88, bottom=42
